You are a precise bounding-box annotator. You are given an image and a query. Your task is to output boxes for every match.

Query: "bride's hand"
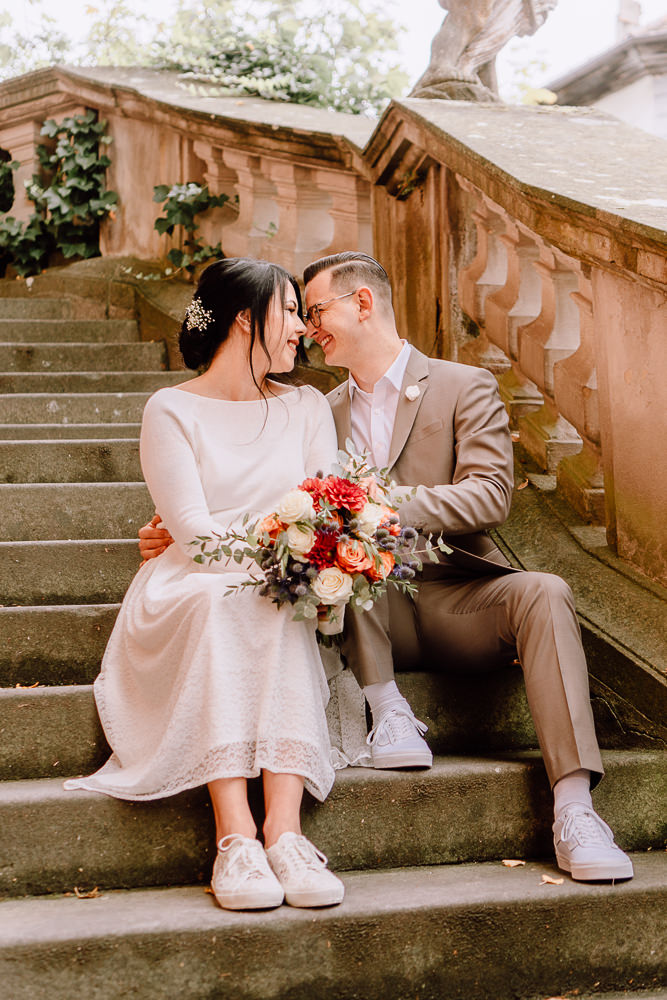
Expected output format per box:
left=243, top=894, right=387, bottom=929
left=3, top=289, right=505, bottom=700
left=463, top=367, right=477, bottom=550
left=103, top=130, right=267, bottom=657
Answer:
left=138, top=514, right=174, bottom=564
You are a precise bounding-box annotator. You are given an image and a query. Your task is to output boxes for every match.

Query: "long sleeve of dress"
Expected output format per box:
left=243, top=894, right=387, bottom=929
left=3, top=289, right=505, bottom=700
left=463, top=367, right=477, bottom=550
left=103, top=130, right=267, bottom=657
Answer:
left=140, top=390, right=229, bottom=558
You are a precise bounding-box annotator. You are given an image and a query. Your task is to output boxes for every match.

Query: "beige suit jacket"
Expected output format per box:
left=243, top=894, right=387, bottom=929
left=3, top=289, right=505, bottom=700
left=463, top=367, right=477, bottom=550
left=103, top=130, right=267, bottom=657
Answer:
left=327, top=346, right=517, bottom=577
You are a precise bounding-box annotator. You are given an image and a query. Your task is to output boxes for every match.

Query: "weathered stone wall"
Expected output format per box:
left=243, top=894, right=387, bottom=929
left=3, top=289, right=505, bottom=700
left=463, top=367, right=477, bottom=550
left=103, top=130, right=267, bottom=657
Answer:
left=1, top=66, right=666, bottom=585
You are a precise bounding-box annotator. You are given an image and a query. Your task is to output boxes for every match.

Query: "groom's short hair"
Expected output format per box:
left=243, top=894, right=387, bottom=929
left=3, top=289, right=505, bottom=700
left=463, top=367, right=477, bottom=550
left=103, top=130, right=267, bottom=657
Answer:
left=303, top=252, right=393, bottom=312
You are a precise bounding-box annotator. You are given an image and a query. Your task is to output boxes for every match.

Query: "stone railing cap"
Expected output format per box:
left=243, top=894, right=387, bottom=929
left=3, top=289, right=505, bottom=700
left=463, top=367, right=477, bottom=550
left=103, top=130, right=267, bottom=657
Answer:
left=392, top=98, right=667, bottom=245
left=3, top=65, right=376, bottom=150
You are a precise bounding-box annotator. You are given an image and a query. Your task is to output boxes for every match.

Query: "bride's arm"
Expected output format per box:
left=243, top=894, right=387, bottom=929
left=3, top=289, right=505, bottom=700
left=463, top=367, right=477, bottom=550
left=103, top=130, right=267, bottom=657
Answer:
left=139, top=392, right=226, bottom=559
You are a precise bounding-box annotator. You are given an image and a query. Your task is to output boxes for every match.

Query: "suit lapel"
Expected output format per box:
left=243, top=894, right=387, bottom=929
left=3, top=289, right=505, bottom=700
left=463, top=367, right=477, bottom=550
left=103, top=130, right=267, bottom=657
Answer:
left=328, top=382, right=352, bottom=450
left=387, top=347, right=430, bottom=470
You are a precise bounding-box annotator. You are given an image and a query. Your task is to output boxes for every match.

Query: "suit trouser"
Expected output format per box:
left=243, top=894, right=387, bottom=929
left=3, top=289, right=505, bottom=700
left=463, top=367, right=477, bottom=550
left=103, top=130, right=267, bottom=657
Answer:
left=341, top=565, right=604, bottom=788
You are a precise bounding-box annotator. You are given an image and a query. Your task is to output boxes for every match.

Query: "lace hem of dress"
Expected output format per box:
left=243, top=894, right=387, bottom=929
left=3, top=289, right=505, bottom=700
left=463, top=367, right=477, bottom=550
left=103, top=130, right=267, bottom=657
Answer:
left=65, top=737, right=333, bottom=803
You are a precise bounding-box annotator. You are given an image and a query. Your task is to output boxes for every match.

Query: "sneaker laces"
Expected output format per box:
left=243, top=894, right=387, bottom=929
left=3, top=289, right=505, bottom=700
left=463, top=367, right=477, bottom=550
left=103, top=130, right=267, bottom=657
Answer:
left=366, top=707, right=428, bottom=747
left=279, top=834, right=329, bottom=872
left=559, top=808, right=614, bottom=847
left=218, top=835, right=269, bottom=882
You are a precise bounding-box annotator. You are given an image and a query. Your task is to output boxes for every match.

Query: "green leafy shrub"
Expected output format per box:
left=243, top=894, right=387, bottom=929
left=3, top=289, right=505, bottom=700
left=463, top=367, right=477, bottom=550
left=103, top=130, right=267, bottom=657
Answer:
left=153, top=182, right=231, bottom=275
left=0, top=111, right=118, bottom=277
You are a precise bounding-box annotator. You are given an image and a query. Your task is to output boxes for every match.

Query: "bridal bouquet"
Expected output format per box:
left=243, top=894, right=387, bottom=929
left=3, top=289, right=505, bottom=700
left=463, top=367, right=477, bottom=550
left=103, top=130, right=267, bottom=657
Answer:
left=189, top=445, right=449, bottom=635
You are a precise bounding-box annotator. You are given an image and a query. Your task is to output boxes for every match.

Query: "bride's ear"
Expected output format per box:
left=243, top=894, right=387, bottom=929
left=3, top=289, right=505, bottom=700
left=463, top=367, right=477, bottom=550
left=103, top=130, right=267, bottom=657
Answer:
left=236, top=309, right=251, bottom=332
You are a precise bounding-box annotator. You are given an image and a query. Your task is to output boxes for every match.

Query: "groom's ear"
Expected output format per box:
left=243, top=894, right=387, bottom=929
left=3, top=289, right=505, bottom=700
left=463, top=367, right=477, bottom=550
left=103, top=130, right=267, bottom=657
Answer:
left=357, top=286, right=373, bottom=322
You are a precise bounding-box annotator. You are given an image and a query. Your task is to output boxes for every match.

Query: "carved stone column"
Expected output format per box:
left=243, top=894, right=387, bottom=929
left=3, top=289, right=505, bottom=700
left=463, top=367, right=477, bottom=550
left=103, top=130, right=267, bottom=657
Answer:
left=219, top=150, right=279, bottom=261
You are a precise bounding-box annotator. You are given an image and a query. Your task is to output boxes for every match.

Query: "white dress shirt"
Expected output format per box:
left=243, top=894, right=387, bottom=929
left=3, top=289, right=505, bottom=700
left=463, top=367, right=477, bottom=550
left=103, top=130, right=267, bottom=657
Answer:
left=348, top=340, right=411, bottom=469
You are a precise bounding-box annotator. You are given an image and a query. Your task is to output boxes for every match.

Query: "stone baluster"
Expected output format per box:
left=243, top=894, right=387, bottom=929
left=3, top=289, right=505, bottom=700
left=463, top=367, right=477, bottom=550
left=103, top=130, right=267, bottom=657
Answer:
left=457, top=191, right=507, bottom=325
left=484, top=221, right=544, bottom=425
left=316, top=170, right=372, bottom=260
left=191, top=140, right=241, bottom=251
left=515, top=248, right=583, bottom=472
left=219, top=149, right=280, bottom=261
left=552, top=274, right=605, bottom=522
left=456, top=177, right=511, bottom=370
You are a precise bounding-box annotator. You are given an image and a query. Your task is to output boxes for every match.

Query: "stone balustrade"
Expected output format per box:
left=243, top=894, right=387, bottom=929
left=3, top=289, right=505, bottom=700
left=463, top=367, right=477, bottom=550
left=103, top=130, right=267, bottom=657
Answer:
left=365, top=98, right=667, bottom=586
left=0, top=66, right=665, bottom=586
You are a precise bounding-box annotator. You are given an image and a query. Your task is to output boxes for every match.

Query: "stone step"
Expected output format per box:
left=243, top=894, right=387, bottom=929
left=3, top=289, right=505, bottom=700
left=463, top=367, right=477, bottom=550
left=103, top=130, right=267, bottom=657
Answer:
left=0, top=604, right=119, bottom=686
left=0, top=440, right=141, bottom=483
left=0, top=341, right=167, bottom=372
left=0, top=319, right=139, bottom=342
left=0, top=483, right=153, bottom=540
left=0, top=371, right=186, bottom=393
left=0, top=298, right=71, bottom=320
left=0, top=666, right=545, bottom=777
left=0, top=539, right=138, bottom=605
left=0, top=753, right=664, bottom=896
left=0, top=857, right=665, bottom=1000
left=0, top=422, right=141, bottom=439
left=0, top=392, right=150, bottom=424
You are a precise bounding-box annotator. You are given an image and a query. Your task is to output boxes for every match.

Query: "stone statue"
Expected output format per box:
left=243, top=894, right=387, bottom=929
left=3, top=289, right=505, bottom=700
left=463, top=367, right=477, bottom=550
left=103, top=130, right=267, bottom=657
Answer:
left=410, top=0, right=559, bottom=102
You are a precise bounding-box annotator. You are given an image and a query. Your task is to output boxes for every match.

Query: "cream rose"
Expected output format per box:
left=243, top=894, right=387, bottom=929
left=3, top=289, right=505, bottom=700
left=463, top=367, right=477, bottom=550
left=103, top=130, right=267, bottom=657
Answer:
left=311, top=566, right=354, bottom=605
left=357, top=501, right=386, bottom=535
left=277, top=489, right=315, bottom=524
left=286, top=522, right=316, bottom=557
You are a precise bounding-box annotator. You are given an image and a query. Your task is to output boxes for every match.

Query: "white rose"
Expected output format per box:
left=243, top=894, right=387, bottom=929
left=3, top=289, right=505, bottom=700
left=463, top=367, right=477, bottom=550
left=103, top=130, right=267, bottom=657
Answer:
left=357, top=501, right=385, bottom=535
left=286, top=522, right=316, bottom=557
left=405, top=384, right=420, bottom=401
left=277, top=489, right=315, bottom=524
left=311, top=567, right=354, bottom=605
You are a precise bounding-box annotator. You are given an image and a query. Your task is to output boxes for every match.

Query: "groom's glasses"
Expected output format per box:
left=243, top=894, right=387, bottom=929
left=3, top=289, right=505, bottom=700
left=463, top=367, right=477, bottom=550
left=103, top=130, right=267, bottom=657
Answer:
left=305, top=290, right=357, bottom=328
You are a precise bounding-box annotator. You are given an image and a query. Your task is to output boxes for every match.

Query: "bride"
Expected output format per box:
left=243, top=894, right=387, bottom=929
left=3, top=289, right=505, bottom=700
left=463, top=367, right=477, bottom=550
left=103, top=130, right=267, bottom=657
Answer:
left=66, top=257, right=347, bottom=911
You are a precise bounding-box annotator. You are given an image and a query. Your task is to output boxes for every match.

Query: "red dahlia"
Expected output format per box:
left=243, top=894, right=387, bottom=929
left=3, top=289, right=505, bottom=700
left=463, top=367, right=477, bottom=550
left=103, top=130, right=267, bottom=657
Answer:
left=322, top=476, right=367, bottom=512
left=305, top=527, right=339, bottom=570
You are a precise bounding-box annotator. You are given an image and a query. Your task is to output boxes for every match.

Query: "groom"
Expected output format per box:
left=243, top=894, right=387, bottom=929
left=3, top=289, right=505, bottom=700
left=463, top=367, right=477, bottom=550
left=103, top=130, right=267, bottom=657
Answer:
left=139, top=251, right=632, bottom=883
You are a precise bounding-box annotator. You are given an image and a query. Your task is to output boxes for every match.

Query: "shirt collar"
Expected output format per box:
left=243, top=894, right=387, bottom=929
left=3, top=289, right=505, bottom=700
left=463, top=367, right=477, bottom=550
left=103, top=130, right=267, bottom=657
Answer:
left=348, top=340, right=411, bottom=399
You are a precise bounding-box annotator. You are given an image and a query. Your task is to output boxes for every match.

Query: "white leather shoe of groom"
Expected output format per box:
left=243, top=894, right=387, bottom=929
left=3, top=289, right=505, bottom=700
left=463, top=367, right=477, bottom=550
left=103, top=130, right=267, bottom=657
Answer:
left=366, top=708, right=433, bottom=769
left=553, top=806, right=634, bottom=881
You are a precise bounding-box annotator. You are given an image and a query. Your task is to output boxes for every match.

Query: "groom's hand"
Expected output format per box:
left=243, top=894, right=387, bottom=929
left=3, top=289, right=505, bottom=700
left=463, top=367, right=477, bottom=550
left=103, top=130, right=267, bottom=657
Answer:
left=138, top=514, right=174, bottom=563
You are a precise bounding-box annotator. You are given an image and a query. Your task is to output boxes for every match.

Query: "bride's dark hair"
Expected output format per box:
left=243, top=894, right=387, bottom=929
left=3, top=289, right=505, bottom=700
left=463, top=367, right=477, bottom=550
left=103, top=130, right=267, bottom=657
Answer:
left=179, top=258, right=303, bottom=392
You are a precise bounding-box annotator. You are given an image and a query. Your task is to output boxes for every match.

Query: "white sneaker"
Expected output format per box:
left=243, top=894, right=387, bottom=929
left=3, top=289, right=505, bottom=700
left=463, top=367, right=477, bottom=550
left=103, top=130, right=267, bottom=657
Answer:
left=366, top=708, right=433, bottom=769
left=211, top=834, right=284, bottom=910
left=553, top=806, right=634, bottom=881
left=266, top=832, right=345, bottom=908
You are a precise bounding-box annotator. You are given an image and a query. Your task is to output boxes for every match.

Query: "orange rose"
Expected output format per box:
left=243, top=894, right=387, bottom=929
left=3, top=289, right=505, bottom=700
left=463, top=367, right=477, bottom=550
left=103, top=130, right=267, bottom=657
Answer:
left=336, top=538, right=373, bottom=574
left=367, top=550, right=395, bottom=581
left=257, top=513, right=284, bottom=539
left=378, top=504, right=401, bottom=536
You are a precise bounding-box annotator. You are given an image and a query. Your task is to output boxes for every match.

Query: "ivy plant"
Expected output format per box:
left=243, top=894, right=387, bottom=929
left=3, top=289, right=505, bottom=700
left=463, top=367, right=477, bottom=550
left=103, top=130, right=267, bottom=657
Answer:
left=153, top=182, right=231, bottom=275
left=0, top=152, right=18, bottom=213
left=0, top=111, right=118, bottom=277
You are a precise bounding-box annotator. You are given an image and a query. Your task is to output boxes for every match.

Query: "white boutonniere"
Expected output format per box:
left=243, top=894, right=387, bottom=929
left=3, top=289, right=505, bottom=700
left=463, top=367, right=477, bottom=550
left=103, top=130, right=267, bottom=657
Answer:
left=404, top=384, right=420, bottom=401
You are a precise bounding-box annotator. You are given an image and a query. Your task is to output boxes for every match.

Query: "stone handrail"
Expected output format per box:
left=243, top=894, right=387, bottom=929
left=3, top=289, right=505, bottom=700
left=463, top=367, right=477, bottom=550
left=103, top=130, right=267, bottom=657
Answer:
left=0, top=67, right=666, bottom=586
left=364, top=98, right=667, bottom=587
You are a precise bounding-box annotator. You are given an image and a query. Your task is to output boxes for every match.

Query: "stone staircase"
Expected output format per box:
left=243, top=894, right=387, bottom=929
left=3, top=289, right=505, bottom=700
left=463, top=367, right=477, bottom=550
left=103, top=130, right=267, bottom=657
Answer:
left=0, top=279, right=665, bottom=1000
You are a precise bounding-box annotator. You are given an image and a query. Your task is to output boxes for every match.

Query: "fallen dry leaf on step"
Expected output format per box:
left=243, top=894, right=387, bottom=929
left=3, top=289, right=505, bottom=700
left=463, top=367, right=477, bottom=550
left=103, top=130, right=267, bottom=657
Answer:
left=15, top=681, right=39, bottom=688
left=517, top=479, right=529, bottom=490
left=73, top=886, right=101, bottom=899
left=204, top=886, right=215, bottom=895
left=540, top=874, right=564, bottom=886
left=502, top=859, right=526, bottom=868
left=511, top=432, right=520, bottom=442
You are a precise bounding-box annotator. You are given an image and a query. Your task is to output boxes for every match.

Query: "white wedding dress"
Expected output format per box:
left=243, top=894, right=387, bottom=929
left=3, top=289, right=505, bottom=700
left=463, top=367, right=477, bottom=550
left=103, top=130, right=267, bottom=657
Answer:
left=66, top=382, right=368, bottom=804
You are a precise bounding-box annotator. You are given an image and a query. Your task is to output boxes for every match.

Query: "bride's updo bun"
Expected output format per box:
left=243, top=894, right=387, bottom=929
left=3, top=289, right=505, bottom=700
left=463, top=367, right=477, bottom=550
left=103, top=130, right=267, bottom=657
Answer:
left=178, top=257, right=302, bottom=372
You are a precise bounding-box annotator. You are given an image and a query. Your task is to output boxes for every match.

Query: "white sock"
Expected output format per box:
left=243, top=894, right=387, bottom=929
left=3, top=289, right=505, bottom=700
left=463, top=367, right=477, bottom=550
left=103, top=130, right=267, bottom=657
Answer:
left=363, top=681, right=410, bottom=725
left=553, top=769, right=593, bottom=819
